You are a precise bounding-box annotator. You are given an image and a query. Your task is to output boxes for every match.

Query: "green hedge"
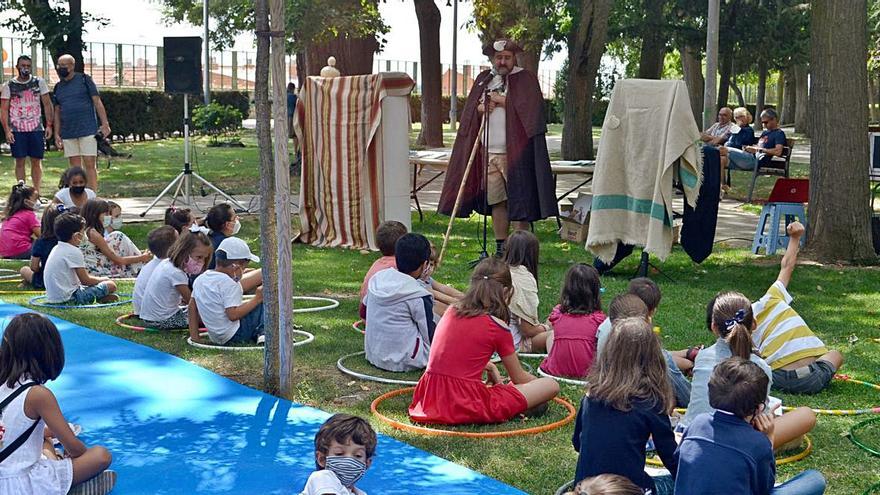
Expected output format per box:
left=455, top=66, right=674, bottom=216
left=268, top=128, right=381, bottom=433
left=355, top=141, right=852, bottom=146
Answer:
left=409, top=94, right=563, bottom=125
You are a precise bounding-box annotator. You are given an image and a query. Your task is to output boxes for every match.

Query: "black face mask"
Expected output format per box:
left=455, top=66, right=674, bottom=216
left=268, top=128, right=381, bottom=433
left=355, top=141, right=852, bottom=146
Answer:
left=57, top=67, right=70, bottom=78
left=70, top=186, right=86, bottom=195
left=18, top=68, right=30, bottom=78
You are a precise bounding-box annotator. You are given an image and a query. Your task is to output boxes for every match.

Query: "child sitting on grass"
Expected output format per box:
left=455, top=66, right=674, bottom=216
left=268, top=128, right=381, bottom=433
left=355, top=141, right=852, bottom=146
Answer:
left=359, top=220, right=407, bottom=319
left=572, top=317, right=677, bottom=495
left=417, top=242, right=464, bottom=318
left=189, top=237, right=264, bottom=346
left=540, top=264, right=605, bottom=379
left=565, top=474, right=643, bottom=495
left=20, top=204, right=64, bottom=289
left=299, top=413, right=376, bottom=495
left=0, top=313, right=116, bottom=495
left=751, top=221, right=844, bottom=395
left=164, top=206, right=196, bottom=234
left=0, top=181, right=40, bottom=259
left=52, top=167, right=95, bottom=209
left=140, top=228, right=213, bottom=329
left=102, top=201, right=123, bottom=235
left=675, top=357, right=827, bottom=495
left=132, top=226, right=179, bottom=315
left=205, top=203, right=240, bottom=269
left=504, top=230, right=550, bottom=352
left=409, top=257, right=559, bottom=425
left=682, top=292, right=817, bottom=450
left=364, top=233, right=435, bottom=372
left=79, top=199, right=152, bottom=278
left=44, top=212, right=118, bottom=305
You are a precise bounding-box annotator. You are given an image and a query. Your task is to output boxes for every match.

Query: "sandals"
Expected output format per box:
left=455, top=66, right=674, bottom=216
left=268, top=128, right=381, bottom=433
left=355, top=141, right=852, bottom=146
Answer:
left=69, top=470, right=117, bottom=495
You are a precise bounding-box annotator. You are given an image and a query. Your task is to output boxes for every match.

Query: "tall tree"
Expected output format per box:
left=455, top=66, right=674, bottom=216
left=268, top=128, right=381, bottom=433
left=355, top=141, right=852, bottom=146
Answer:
left=471, top=0, right=565, bottom=74
left=807, top=0, right=875, bottom=262
left=636, top=0, right=666, bottom=79
left=679, top=42, right=704, bottom=126
left=414, top=0, right=443, bottom=148
left=794, top=63, right=810, bottom=135
left=561, top=0, right=612, bottom=160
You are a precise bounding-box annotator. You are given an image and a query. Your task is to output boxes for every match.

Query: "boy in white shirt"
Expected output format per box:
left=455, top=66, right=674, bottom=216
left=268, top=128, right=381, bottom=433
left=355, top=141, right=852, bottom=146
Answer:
left=188, top=237, right=263, bottom=345
left=133, top=226, right=178, bottom=314
left=299, top=414, right=376, bottom=495
left=44, top=212, right=118, bottom=304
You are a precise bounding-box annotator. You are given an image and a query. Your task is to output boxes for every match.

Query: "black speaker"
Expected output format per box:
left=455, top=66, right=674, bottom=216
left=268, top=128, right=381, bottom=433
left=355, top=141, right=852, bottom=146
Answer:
left=164, top=37, right=202, bottom=95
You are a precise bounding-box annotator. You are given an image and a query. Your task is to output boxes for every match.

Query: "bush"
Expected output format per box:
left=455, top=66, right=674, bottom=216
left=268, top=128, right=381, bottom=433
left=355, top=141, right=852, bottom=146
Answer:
left=191, top=103, right=244, bottom=142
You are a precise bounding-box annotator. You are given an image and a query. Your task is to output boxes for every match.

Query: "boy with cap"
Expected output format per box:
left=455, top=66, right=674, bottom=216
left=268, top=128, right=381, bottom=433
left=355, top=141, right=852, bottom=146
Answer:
left=188, top=237, right=264, bottom=346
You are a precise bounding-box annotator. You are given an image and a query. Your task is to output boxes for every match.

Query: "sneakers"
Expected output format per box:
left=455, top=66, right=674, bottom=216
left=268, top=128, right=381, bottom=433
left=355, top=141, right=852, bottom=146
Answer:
left=256, top=335, right=266, bottom=345
left=69, top=470, right=117, bottom=495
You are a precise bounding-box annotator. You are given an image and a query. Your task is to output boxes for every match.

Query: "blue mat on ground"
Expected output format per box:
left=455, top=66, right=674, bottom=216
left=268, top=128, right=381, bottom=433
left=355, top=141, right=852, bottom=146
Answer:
left=0, top=303, right=526, bottom=495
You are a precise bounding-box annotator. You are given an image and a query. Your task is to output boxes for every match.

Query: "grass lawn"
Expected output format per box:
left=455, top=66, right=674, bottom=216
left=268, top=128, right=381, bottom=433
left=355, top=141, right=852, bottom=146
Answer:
left=1, top=212, right=878, bottom=494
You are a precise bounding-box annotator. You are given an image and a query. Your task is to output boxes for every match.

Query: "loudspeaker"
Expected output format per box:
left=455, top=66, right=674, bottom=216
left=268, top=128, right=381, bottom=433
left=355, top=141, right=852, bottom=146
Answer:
left=163, top=37, right=202, bottom=95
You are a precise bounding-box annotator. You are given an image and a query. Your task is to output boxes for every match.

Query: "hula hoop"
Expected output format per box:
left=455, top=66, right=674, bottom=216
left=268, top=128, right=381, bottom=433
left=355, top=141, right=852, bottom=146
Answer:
left=0, top=269, right=20, bottom=281
left=337, top=351, right=420, bottom=386
left=646, top=434, right=813, bottom=467
left=114, top=313, right=206, bottom=333
left=554, top=481, right=573, bottom=495
left=537, top=366, right=588, bottom=387
left=28, top=293, right=133, bottom=309
left=849, top=417, right=880, bottom=457
left=518, top=352, right=548, bottom=359
left=186, top=329, right=314, bottom=351
left=371, top=387, right=577, bottom=438
left=353, top=319, right=365, bottom=334
left=781, top=374, right=880, bottom=415
left=293, top=296, right=339, bottom=313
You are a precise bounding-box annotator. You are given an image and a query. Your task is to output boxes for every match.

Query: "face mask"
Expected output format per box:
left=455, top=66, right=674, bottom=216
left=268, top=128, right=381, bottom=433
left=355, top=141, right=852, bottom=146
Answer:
left=24, top=199, right=36, bottom=210
left=57, top=67, right=70, bottom=78
left=18, top=68, right=30, bottom=78
left=231, top=219, right=241, bottom=235
left=183, top=256, right=204, bottom=275
left=111, top=217, right=123, bottom=230
left=102, top=216, right=112, bottom=229
left=324, top=456, right=366, bottom=488
left=70, top=186, right=86, bottom=195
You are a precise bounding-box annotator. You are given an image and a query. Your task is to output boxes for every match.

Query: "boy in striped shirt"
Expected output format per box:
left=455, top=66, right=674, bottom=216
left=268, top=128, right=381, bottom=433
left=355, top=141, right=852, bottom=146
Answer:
left=750, top=221, right=844, bottom=394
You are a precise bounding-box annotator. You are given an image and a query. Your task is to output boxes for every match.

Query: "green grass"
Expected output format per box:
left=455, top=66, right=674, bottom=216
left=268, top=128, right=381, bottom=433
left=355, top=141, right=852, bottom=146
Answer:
left=1, top=212, right=878, bottom=494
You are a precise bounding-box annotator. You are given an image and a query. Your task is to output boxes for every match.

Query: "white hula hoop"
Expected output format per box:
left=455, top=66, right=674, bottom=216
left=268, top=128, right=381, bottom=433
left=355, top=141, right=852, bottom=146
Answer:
left=187, top=329, right=315, bottom=351
left=537, top=366, right=589, bottom=386
left=518, top=352, right=548, bottom=359
left=337, top=351, right=421, bottom=386
left=293, top=296, right=339, bottom=313
left=0, top=268, right=20, bottom=280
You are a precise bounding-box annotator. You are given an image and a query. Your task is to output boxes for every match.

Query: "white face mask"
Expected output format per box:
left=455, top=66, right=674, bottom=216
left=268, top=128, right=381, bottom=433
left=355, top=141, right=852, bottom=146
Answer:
left=111, top=217, right=123, bottom=230
left=231, top=219, right=242, bottom=235
left=102, top=216, right=112, bottom=229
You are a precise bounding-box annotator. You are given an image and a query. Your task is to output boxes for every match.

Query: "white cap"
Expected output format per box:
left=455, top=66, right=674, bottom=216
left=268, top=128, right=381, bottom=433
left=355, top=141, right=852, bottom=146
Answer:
left=217, top=237, right=260, bottom=263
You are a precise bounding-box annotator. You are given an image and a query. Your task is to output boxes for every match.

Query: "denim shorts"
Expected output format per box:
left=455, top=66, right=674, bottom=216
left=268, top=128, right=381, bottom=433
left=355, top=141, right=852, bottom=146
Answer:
left=726, top=147, right=758, bottom=170
left=10, top=131, right=45, bottom=159
left=69, top=282, right=111, bottom=305
left=228, top=302, right=264, bottom=344
left=772, top=359, right=836, bottom=395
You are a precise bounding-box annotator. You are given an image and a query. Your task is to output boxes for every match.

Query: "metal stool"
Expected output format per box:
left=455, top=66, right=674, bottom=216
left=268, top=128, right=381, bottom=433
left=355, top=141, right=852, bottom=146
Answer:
left=752, top=202, right=807, bottom=255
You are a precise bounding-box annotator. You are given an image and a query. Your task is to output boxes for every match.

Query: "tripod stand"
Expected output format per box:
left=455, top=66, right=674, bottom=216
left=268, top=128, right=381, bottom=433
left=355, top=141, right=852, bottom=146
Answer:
left=140, top=94, right=249, bottom=217
left=469, top=85, right=494, bottom=267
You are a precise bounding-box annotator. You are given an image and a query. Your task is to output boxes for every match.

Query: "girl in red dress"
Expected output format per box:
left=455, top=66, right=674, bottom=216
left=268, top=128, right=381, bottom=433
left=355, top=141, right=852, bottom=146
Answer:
left=540, top=264, right=606, bottom=378
left=408, top=257, right=560, bottom=425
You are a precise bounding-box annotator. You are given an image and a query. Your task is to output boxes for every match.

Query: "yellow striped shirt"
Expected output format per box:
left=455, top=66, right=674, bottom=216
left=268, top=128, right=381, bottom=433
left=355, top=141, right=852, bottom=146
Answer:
left=751, top=281, right=827, bottom=370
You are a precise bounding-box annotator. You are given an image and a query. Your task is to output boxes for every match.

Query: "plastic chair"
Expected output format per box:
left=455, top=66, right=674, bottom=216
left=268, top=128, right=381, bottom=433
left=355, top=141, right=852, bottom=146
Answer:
left=751, top=178, right=809, bottom=255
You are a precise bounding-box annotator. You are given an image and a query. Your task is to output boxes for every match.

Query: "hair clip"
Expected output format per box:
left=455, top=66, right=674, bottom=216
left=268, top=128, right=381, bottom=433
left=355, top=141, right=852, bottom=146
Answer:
left=169, top=205, right=177, bottom=212
left=724, top=308, right=747, bottom=330
left=482, top=275, right=489, bottom=280
left=189, top=224, right=210, bottom=234
left=56, top=204, right=67, bottom=212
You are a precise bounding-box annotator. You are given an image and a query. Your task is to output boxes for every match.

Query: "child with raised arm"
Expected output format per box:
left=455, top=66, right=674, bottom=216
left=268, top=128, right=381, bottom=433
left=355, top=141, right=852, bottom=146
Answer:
left=751, top=221, right=844, bottom=394
left=299, top=414, right=376, bottom=495
left=409, top=257, right=559, bottom=425
left=675, top=357, right=827, bottom=495
left=0, top=313, right=116, bottom=495
left=43, top=213, right=118, bottom=305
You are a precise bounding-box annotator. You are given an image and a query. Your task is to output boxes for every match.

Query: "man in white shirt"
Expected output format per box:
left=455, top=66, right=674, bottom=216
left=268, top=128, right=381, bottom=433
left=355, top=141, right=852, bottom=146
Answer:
left=700, top=107, right=734, bottom=146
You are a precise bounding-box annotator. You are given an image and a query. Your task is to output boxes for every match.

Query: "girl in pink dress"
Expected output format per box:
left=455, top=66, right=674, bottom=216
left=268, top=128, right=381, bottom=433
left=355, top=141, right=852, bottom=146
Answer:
left=408, top=257, right=559, bottom=425
left=541, top=264, right=605, bottom=378
left=0, top=182, right=40, bottom=259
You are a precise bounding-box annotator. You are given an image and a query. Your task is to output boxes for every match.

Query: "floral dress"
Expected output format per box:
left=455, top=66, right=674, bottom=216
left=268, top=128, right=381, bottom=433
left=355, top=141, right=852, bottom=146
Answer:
left=81, top=228, right=143, bottom=278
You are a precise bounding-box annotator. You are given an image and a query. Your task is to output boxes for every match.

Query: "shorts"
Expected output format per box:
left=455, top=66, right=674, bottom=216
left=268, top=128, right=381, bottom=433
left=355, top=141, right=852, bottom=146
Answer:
left=69, top=282, right=111, bottom=305
left=62, top=135, right=98, bottom=158
left=10, top=131, right=45, bottom=159
left=771, top=359, right=836, bottom=395
left=143, top=308, right=189, bottom=330
left=725, top=147, right=758, bottom=170
left=517, top=335, right=533, bottom=353
left=486, top=153, right=508, bottom=205
left=228, top=302, right=265, bottom=344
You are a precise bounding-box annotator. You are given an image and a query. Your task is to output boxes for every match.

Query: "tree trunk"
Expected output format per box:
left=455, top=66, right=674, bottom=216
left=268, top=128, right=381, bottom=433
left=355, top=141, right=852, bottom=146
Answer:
left=561, top=0, right=612, bottom=160
left=794, top=64, right=810, bottom=136
left=807, top=0, right=874, bottom=262
left=414, top=0, right=443, bottom=148
left=775, top=71, right=784, bottom=118
left=717, top=49, right=733, bottom=109
left=680, top=42, right=705, bottom=128
left=295, top=52, right=306, bottom=79
left=516, top=45, right=541, bottom=76
left=637, top=0, right=666, bottom=79
left=21, top=0, right=85, bottom=71
left=730, top=63, right=746, bottom=107
left=753, top=60, right=767, bottom=131
left=304, top=36, right=378, bottom=76
left=781, top=66, right=796, bottom=124
left=868, top=73, right=878, bottom=122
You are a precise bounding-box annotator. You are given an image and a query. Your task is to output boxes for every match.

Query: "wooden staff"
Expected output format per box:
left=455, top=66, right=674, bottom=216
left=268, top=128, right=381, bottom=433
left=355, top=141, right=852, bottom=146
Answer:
left=437, top=118, right=486, bottom=267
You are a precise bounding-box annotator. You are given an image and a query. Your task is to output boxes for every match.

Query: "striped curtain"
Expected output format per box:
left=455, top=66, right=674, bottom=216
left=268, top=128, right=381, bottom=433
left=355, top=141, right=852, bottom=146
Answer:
left=294, top=74, right=388, bottom=250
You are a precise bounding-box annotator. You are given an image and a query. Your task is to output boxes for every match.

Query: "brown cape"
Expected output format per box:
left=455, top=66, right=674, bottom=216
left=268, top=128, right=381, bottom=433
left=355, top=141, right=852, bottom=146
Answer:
left=437, top=69, right=558, bottom=222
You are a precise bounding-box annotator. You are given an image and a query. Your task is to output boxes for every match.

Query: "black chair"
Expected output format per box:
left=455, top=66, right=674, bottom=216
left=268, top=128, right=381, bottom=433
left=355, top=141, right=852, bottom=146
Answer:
left=746, top=137, right=794, bottom=203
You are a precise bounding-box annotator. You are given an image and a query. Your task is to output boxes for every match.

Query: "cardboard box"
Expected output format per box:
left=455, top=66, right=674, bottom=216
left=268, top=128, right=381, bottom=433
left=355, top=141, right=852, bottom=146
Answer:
left=559, top=193, right=592, bottom=243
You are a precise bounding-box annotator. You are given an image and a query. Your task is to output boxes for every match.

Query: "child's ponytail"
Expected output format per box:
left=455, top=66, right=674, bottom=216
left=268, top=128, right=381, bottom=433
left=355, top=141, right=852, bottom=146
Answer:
left=4, top=181, right=35, bottom=219
left=711, top=292, right=756, bottom=360
left=454, top=257, right=513, bottom=322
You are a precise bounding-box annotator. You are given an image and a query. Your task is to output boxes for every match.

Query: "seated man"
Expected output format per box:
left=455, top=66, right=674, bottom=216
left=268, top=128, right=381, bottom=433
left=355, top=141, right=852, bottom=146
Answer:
left=751, top=221, right=844, bottom=394
left=700, top=106, right=734, bottom=146
left=725, top=108, right=786, bottom=172
left=364, top=233, right=435, bottom=372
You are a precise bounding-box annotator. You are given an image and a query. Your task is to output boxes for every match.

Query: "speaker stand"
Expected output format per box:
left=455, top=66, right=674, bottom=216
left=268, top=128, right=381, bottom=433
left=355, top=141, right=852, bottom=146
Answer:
left=140, top=94, right=249, bottom=217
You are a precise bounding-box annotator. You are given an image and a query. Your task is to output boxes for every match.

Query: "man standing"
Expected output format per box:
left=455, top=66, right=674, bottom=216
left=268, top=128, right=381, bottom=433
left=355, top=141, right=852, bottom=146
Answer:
left=438, top=39, right=557, bottom=255
left=52, top=54, right=111, bottom=191
left=700, top=106, right=733, bottom=146
left=1, top=55, right=54, bottom=196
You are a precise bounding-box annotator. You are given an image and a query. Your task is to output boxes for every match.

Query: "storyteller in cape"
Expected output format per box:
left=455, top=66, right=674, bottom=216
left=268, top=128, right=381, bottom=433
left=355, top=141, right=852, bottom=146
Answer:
left=438, top=39, right=558, bottom=255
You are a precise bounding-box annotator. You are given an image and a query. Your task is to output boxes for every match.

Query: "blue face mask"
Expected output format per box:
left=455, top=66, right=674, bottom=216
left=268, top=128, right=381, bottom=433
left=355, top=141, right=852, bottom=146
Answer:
left=324, top=455, right=366, bottom=488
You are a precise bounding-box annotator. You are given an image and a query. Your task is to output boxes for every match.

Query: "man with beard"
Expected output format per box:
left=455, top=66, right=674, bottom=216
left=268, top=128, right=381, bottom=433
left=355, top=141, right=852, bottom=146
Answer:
left=438, top=39, right=557, bottom=255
